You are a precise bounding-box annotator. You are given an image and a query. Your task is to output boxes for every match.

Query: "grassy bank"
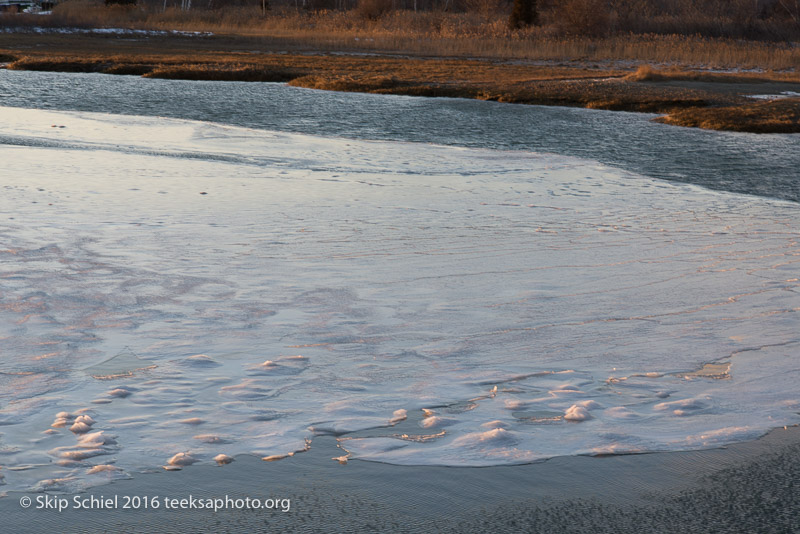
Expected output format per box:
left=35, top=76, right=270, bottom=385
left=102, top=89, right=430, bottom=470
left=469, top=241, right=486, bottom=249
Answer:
left=3, top=1, right=800, bottom=69
left=654, top=98, right=800, bottom=133
left=0, top=29, right=798, bottom=133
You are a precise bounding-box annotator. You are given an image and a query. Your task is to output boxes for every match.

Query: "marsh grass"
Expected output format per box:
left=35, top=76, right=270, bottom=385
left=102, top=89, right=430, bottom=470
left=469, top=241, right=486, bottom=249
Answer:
left=2, top=2, right=798, bottom=133
left=626, top=65, right=800, bottom=84
left=2, top=2, right=799, bottom=69
left=142, top=63, right=301, bottom=80
left=656, top=98, right=800, bottom=133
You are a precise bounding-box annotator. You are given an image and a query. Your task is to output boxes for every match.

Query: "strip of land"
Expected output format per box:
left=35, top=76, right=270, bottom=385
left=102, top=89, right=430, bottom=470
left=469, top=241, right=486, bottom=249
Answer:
left=1, top=31, right=798, bottom=133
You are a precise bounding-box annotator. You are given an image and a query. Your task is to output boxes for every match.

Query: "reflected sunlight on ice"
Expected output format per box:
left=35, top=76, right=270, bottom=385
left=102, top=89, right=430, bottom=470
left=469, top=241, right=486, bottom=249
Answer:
left=0, top=106, right=798, bottom=493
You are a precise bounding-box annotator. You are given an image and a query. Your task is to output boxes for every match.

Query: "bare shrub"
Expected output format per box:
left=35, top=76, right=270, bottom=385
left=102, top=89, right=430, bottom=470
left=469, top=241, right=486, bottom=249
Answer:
left=355, top=0, right=392, bottom=19
left=46, top=0, right=148, bottom=28
left=3, top=0, right=798, bottom=63
left=508, top=0, right=537, bottom=28
left=624, top=64, right=658, bottom=81
left=602, top=0, right=792, bottom=39
left=606, top=0, right=658, bottom=33
left=462, top=0, right=505, bottom=23
left=553, top=0, right=610, bottom=36
left=776, top=0, right=800, bottom=25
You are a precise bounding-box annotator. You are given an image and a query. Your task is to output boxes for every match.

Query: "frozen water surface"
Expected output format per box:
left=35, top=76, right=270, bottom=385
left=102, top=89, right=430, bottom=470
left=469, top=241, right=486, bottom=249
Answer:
left=1, top=69, right=798, bottom=201
left=0, top=105, right=798, bottom=493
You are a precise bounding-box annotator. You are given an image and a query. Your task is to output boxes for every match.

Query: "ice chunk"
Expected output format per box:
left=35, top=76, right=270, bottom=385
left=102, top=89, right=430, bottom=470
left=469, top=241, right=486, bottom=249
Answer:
left=389, top=409, right=407, bottom=424
left=213, top=454, right=234, bottom=465
left=87, top=465, right=122, bottom=474
left=167, top=452, right=198, bottom=467
left=69, top=422, right=92, bottom=434
left=481, top=420, right=511, bottom=429
left=564, top=405, right=591, bottom=421
left=420, top=416, right=456, bottom=429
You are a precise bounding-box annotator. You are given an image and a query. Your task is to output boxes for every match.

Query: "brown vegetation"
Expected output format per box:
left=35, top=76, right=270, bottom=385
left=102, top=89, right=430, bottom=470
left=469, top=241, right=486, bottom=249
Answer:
left=1, top=0, right=799, bottom=69
left=143, top=63, right=301, bottom=80
left=554, top=0, right=611, bottom=37
left=17, top=0, right=799, bottom=42
left=656, top=98, right=800, bottom=133
left=2, top=32, right=797, bottom=132
left=625, top=65, right=800, bottom=84
left=1, top=0, right=798, bottom=133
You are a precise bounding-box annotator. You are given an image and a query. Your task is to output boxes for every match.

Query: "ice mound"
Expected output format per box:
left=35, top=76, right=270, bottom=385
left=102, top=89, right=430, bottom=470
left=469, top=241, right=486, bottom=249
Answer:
left=167, top=452, right=198, bottom=467
left=179, top=418, right=206, bottom=425
left=213, top=454, right=234, bottom=465
left=78, top=431, right=117, bottom=447
left=49, top=431, right=119, bottom=464
left=481, top=420, right=511, bottom=429
left=389, top=409, right=408, bottom=424
left=108, top=388, right=133, bottom=398
left=564, top=405, right=591, bottom=421
left=452, top=428, right=518, bottom=446
left=51, top=447, right=105, bottom=461
left=69, top=415, right=96, bottom=434
left=75, top=415, right=96, bottom=426
left=420, top=416, right=457, bottom=429
left=52, top=412, right=74, bottom=428
left=87, top=464, right=122, bottom=474
left=69, top=422, right=92, bottom=434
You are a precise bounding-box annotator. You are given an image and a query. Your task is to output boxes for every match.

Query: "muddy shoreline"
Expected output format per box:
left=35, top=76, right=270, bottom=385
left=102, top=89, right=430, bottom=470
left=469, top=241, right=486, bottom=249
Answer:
left=2, top=426, right=799, bottom=533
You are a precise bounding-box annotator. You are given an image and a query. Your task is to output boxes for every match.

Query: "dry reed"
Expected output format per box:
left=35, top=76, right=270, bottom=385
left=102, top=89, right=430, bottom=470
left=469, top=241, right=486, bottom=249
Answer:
left=2, top=2, right=799, bottom=69
left=656, top=98, right=800, bottom=133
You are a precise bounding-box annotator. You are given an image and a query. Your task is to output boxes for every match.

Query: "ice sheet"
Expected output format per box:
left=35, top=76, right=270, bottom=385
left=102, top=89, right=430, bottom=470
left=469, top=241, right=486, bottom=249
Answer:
left=0, top=106, right=798, bottom=492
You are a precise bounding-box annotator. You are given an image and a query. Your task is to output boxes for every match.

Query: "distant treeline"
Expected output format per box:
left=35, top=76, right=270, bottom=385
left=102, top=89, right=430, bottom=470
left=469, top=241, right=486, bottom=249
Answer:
left=4, top=0, right=798, bottom=43
left=119, top=0, right=799, bottom=40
